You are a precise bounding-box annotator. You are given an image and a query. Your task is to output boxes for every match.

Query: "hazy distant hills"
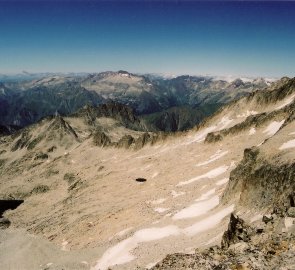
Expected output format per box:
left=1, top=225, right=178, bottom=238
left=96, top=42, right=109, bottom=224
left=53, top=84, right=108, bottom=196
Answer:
left=0, top=71, right=275, bottom=131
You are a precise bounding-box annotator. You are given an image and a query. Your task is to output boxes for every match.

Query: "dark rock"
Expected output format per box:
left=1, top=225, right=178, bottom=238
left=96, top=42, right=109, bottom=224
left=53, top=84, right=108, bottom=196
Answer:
left=262, top=215, right=273, bottom=224
left=135, top=178, right=147, bottom=182
left=34, top=152, right=49, bottom=160
left=47, top=146, right=57, bottom=152
left=134, top=133, right=151, bottom=149
left=63, top=173, right=82, bottom=191
left=93, top=130, right=111, bottom=147
left=0, top=217, right=11, bottom=229
left=30, top=185, right=50, bottom=195
left=221, top=214, right=253, bottom=249
left=205, top=132, right=223, bottom=143
left=117, top=135, right=134, bottom=148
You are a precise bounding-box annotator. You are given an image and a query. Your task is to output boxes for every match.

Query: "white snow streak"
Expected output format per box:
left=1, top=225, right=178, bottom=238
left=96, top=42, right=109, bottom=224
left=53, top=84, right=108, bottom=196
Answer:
left=263, top=120, right=284, bottom=136
left=171, top=190, right=185, bottom=198
left=184, top=205, right=234, bottom=236
left=92, top=226, right=180, bottom=270
left=173, top=195, right=219, bottom=220
left=216, top=178, right=229, bottom=186
left=93, top=205, right=234, bottom=270
left=279, top=139, right=295, bottom=150
left=177, top=165, right=228, bottom=186
left=275, top=93, right=295, bottom=110
left=154, top=207, right=170, bottom=213
left=196, top=150, right=228, bottom=167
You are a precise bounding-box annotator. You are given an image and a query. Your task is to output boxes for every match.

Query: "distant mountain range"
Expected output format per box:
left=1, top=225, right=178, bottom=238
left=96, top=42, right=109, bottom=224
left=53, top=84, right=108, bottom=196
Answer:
left=0, top=71, right=276, bottom=132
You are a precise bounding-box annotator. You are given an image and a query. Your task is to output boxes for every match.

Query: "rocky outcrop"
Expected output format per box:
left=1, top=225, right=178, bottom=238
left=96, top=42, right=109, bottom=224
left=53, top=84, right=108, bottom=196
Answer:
left=247, top=77, right=295, bottom=106
left=134, top=133, right=152, bottom=149
left=205, top=109, right=289, bottom=143
left=221, top=213, right=254, bottom=249
left=93, top=130, right=111, bottom=147
left=222, top=147, right=295, bottom=212
left=11, top=116, right=79, bottom=151
left=151, top=214, right=295, bottom=270
left=47, top=116, right=78, bottom=141
left=74, top=102, right=145, bottom=131
left=116, top=135, right=135, bottom=148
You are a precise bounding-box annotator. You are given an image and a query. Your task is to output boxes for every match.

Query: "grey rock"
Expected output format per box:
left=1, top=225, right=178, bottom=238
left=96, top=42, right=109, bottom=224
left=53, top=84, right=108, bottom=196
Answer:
left=287, top=207, right=295, bottom=217
left=0, top=217, right=11, bottom=229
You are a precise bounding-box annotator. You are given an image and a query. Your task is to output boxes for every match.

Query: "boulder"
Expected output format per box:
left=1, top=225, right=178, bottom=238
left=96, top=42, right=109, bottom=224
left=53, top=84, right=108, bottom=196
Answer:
left=287, top=207, right=295, bottom=217
left=0, top=217, right=11, bottom=229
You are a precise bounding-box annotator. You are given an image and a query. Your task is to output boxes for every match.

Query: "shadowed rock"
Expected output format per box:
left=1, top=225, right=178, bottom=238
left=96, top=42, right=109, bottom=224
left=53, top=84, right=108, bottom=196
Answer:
left=93, top=130, right=111, bottom=147
left=221, top=214, right=253, bottom=249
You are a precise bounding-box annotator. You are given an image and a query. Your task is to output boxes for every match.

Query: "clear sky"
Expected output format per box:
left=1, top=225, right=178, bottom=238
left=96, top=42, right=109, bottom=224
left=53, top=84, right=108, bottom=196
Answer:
left=0, top=1, right=295, bottom=77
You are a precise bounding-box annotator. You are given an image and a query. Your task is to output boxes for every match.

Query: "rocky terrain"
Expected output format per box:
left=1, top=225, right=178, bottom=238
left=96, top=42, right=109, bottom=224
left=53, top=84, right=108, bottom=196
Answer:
left=151, top=213, right=295, bottom=270
left=0, top=76, right=294, bottom=270
left=0, top=71, right=273, bottom=130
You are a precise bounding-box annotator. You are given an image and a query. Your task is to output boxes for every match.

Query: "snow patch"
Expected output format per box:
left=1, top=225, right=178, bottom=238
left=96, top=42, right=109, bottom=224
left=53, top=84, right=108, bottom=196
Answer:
left=171, top=190, right=185, bottom=198
left=184, top=205, right=235, bottom=236
left=249, top=127, right=256, bottom=135
left=284, top=217, right=294, bottom=230
left=93, top=204, right=234, bottom=270
left=275, top=93, right=295, bottom=110
left=61, top=240, right=68, bottom=251
left=92, top=226, right=180, bottom=270
left=196, top=150, right=228, bottom=167
left=218, top=116, right=233, bottom=130
left=216, top=178, right=229, bottom=186
left=237, top=110, right=258, bottom=118
left=190, top=126, right=216, bottom=143
left=150, top=198, right=167, bottom=205
left=195, top=188, right=216, bottom=201
left=173, top=195, right=219, bottom=220
left=177, top=165, right=228, bottom=186
left=263, top=120, right=284, bottom=136
left=279, top=139, right=295, bottom=150
left=154, top=207, right=170, bottom=213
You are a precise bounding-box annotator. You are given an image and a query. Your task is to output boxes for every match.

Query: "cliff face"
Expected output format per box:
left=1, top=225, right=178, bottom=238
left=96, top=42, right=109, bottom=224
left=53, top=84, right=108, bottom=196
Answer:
left=222, top=147, right=295, bottom=212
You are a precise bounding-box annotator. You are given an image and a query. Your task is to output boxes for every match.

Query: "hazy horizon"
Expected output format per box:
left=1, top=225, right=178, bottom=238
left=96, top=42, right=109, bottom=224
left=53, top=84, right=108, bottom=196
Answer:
left=0, top=1, right=294, bottom=77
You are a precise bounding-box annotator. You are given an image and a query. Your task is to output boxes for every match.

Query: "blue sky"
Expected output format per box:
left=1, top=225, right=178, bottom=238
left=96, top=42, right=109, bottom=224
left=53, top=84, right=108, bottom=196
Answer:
left=0, top=1, right=294, bottom=77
